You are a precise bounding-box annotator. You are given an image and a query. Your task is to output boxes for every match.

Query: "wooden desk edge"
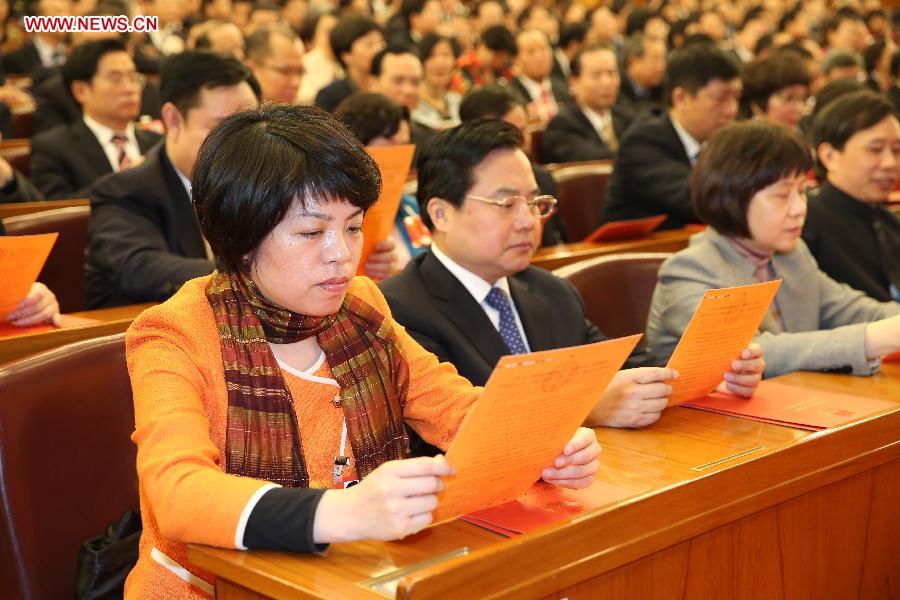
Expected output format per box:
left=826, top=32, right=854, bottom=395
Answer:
left=0, top=317, right=134, bottom=365
left=188, top=408, right=899, bottom=599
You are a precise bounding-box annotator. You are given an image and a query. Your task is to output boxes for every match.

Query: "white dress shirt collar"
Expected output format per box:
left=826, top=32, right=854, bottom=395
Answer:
left=82, top=115, right=138, bottom=172
left=669, top=114, right=702, bottom=166
left=430, top=241, right=511, bottom=303
left=517, top=75, right=552, bottom=101
left=581, top=105, right=612, bottom=137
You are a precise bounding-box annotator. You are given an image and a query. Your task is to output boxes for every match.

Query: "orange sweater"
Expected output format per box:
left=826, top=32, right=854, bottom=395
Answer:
left=124, top=275, right=480, bottom=598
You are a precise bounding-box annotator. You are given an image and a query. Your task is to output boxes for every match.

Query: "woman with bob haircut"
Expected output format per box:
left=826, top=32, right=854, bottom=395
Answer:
left=646, top=120, right=900, bottom=378
left=123, top=104, right=600, bottom=597
left=741, top=50, right=812, bottom=130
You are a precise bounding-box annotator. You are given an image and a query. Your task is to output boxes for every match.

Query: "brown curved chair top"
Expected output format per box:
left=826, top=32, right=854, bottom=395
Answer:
left=550, top=162, right=614, bottom=242
left=0, top=333, right=136, bottom=600
left=3, top=205, right=91, bottom=313
left=553, top=252, right=670, bottom=343
left=0, top=139, right=31, bottom=176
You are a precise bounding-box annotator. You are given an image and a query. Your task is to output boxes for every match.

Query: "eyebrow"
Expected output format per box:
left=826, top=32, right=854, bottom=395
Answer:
left=492, top=187, right=541, bottom=196
left=297, top=207, right=364, bottom=220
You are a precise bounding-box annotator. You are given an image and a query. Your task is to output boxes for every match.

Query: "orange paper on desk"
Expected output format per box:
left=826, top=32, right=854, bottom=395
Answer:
left=432, top=334, right=641, bottom=525
left=357, top=144, right=415, bottom=274
left=666, top=280, right=781, bottom=406
left=0, top=233, right=57, bottom=319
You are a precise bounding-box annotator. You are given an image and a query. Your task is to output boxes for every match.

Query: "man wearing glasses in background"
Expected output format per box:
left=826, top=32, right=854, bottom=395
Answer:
left=381, top=119, right=765, bottom=454
left=30, top=39, right=161, bottom=199
left=245, top=23, right=304, bottom=104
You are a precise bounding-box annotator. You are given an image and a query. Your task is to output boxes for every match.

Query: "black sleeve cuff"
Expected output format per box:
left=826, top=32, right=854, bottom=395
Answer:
left=243, top=487, right=329, bottom=553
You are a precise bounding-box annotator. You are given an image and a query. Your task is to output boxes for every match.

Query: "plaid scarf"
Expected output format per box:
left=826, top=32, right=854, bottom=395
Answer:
left=205, top=271, right=410, bottom=488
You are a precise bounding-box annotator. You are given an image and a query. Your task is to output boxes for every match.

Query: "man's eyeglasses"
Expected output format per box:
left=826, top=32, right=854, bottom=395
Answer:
left=260, top=63, right=304, bottom=77
left=97, top=72, right=147, bottom=88
left=465, top=194, right=558, bottom=218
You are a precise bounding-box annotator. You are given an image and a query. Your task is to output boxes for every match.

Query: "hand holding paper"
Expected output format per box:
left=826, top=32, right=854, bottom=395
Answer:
left=665, top=281, right=780, bottom=406
left=541, top=427, right=601, bottom=490
left=0, top=233, right=58, bottom=322
left=432, top=334, right=641, bottom=524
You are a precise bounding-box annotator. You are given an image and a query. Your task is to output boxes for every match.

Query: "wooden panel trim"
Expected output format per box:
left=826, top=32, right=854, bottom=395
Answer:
left=0, top=319, right=133, bottom=365
left=398, top=410, right=900, bottom=600
left=0, top=199, right=89, bottom=220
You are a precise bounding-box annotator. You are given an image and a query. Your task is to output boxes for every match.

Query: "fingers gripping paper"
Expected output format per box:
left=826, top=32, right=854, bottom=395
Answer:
left=432, top=335, right=641, bottom=524
left=0, top=233, right=58, bottom=318
left=665, top=280, right=781, bottom=406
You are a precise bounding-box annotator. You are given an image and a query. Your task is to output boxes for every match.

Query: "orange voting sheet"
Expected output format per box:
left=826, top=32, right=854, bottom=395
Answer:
left=682, top=379, right=897, bottom=430
left=0, top=233, right=57, bottom=320
left=461, top=479, right=647, bottom=536
left=432, top=334, right=641, bottom=525
left=666, top=280, right=781, bottom=406
left=0, top=314, right=99, bottom=339
left=357, top=144, right=415, bottom=275
left=583, top=215, right=666, bottom=243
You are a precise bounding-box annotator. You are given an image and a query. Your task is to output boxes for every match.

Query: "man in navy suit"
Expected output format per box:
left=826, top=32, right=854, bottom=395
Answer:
left=30, top=39, right=162, bottom=199
left=381, top=119, right=763, bottom=451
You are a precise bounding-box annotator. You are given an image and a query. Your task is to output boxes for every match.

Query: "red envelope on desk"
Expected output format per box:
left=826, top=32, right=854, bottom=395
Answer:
left=682, top=379, right=897, bottom=430
left=583, top=215, right=666, bottom=243
left=461, top=480, right=645, bottom=536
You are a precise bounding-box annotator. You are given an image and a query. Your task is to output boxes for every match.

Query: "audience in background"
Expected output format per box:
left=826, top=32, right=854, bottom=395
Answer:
left=245, top=24, right=304, bottom=104
left=412, top=33, right=461, bottom=130
left=805, top=91, right=900, bottom=303
left=603, top=43, right=742, bottom=229
left=542, top=44, right=633, bottom=164
left=30, top=39, right=162, bottom=199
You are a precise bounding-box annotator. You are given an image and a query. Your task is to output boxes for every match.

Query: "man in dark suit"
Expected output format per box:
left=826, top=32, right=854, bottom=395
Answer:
left=804, top=91, right=900, bottom=303
left=84, top=51, right=258, bottom=309
left=2, top=0, right=68, bottom=77
left=602, top=43, right=742, bottom=229
left=30, top=40, right=162, bottom=200
left=509, top=30, right=570, bottom=122
left=85, top=50, right=399, bottom=308
left=617, top=34, right=666, bottom=117
left=542, top=44, right=634, bottom=164
left=315, top=15, right=385, bottom=112
left=381, top=120, right=763, bottom=445
left=369, top=44, right=436, bottom=150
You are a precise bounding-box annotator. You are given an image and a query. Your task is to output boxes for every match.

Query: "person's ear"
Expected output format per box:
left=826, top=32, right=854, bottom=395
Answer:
left=426, top=197, right=450, bottom=232
left=70, top=80, right=89, bottom=106
left=160, top=102, right=182, bottom=138
left=670, top=85, right=687, bottom=108
left=817, top=142, right=838, bottom=171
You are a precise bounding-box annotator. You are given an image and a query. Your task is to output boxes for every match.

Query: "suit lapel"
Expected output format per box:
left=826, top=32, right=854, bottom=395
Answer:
left=662, top=115, right=692, bottom=165
left=136, top=130, right=160, bottom=153
left=73, top=120, right=115, bottom=179
left=420, top=252, right=512, bottom=364
left=508, top=274, right=555, bottom=351
left=569, top=105, right=605, bottom=146
left=158, top=146, right=207, bottom=258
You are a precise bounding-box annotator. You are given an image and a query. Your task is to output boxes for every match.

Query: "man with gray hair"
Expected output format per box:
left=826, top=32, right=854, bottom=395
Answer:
left=820, top=48, right=865, bottom=86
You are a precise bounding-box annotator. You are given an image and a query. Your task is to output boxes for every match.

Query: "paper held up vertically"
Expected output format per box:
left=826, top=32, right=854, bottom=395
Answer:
left=665, top=280, right=781, bottom=406
left=357, top=144, right=415, bottom=275
left=432, top=334, right=641, bottom=525
left=0, top=233, right=58, bottom=319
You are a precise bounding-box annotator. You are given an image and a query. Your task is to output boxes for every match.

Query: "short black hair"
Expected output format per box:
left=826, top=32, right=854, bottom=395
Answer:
left=193, top=103, right=381, bottom=273
left=825, top=10, right=864, bottom=37
left=458, top=84, right=525, bottom=121
left=693, top=121, right=812, bottom=238
left=820, top=48, right=864, bottom=75
left=570, top=43, right=616, bottom=78
left=663, top=43, right=741, bottom=107
left=813, top=90, right=897, bottom=152
left=370, top=43, right=420, bottom=77
left=811, top=78, right=867, bottom=118
left=334, top=92, right=409, bottom=144
left=625, top=7, right=655, bottom=37
left=330, top=15, right=383, bottom=68
left=863, top=39, right=888, bottom=74
left=417, top=33, right=460, bottom=62
left=160, top=50, right=261, bottom=117
left=400, top=0, right=433, bottom=27
left=245, top=23, right=298, bottom=62
left=558, top=22, right=588, bottom=50
left=480, top=24, right=517, bottom=55
left=741, top=52, right=811, bottom=115
left=622, top=34, right=656, bottom=65
left=62, top=39, right=129, bottom=104
left=416, top=119, right=523, bottom=229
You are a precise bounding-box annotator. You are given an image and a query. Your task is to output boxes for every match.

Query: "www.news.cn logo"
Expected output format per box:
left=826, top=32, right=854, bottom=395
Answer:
left=23, top=15, right=158, bottom=33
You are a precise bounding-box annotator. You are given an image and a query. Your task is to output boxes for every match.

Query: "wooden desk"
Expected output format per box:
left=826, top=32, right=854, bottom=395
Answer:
left=190, top=366, right=900, bottom=599
left=531, top=229, right=694, bottom=271
left=0, top=303, right=152, bottom=365
left=0, top=198, right=89, bottom=220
